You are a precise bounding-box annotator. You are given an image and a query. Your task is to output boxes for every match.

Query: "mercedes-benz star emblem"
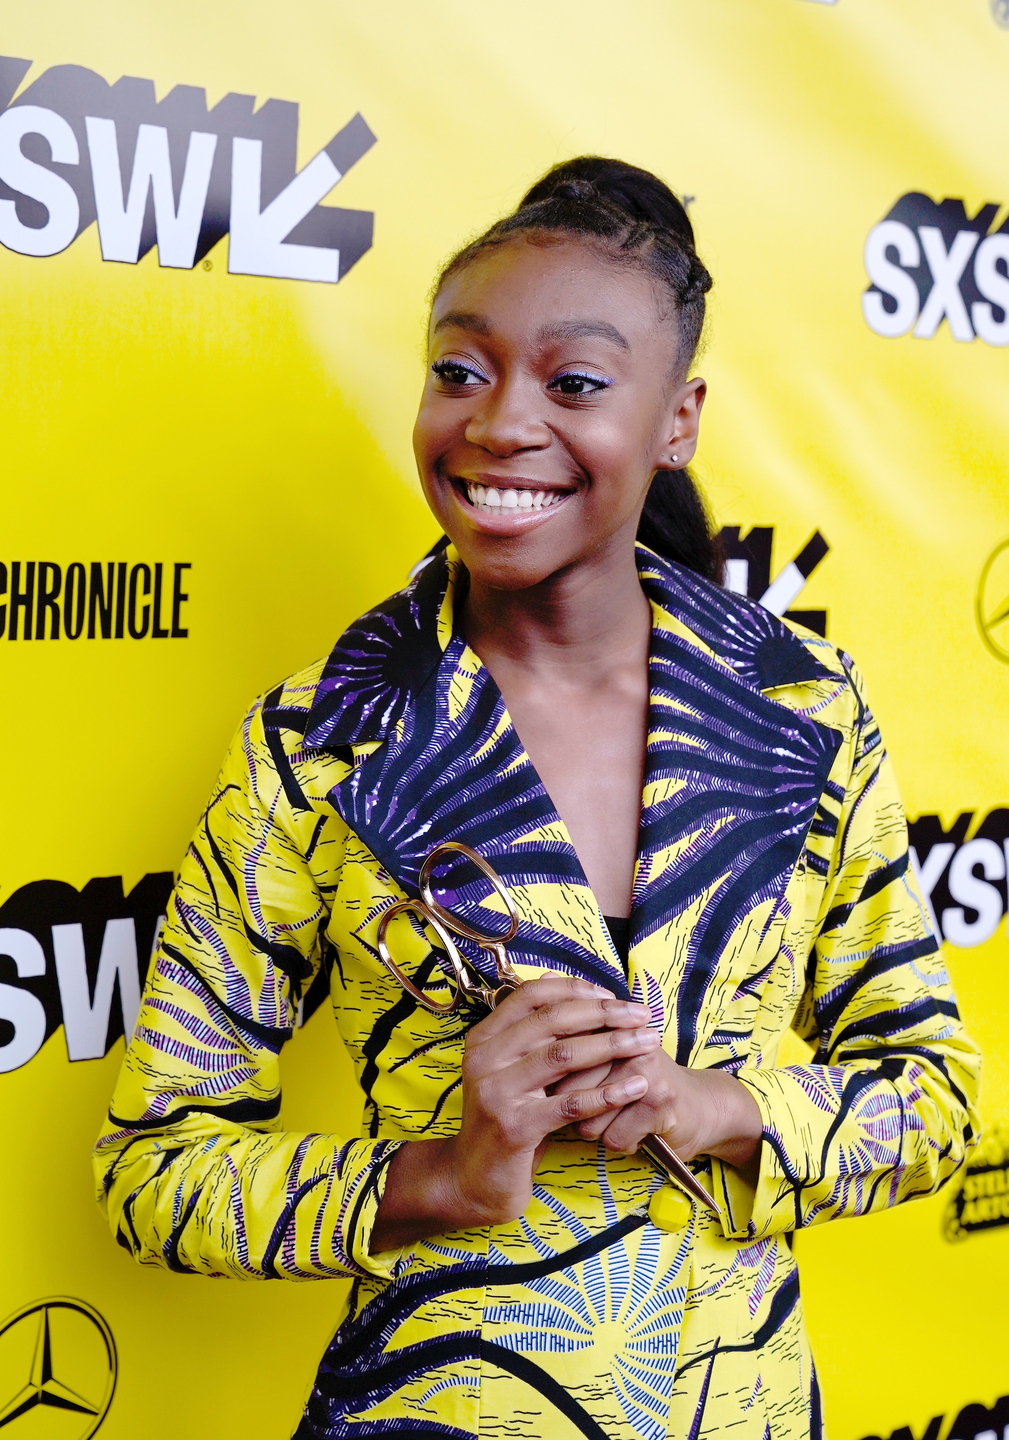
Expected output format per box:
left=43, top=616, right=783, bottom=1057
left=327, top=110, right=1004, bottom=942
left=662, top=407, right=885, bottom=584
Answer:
left=0, top=1298, right=116, bottom=1437
left=976, top=536, right=1009, bottom=664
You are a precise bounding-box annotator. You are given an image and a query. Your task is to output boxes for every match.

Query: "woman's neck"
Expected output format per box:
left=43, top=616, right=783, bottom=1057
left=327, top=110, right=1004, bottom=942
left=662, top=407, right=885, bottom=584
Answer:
left=461, top=541, right=652, bottom=682
left=459, top=538, right=652, bottom=918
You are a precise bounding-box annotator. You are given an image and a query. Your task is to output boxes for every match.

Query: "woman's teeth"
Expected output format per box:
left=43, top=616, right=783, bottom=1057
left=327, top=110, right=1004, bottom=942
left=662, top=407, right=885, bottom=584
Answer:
left=464, top=483, right=566, bottom=511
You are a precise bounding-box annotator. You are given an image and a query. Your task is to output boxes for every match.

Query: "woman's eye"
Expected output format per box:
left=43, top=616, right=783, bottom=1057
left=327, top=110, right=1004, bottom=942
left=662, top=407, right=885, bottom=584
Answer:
left=431, top=360, right=485, bottom=387
left=549, top=372, right=610, bottom=398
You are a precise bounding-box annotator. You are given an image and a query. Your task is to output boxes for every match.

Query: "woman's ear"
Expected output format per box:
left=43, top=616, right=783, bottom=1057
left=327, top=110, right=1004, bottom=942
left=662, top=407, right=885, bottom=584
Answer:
left=655, top=377, right=706, bottom=470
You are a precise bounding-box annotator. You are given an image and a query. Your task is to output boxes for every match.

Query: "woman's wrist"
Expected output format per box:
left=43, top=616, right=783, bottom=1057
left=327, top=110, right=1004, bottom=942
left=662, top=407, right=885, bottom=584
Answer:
left=371, top=1134, right=516, bottom=1253
left=658, top=1069, right=763, bottom=1178
left=702, top=1074, right=763, bottom=1179
left=371, top=1137, right=471, bottom=1253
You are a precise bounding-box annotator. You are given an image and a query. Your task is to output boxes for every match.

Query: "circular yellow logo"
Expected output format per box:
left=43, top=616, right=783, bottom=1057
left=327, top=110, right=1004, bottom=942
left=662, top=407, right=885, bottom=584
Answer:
left=976, top=537, right=1009, bottom=663
left=0, top=1299, right=117, bottom=1438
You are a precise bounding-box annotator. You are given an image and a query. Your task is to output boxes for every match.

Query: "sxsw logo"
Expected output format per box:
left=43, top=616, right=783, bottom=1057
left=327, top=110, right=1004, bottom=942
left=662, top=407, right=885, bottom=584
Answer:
left=719, top=525, right=830, bottom=636
left=0, top=873, right=171, bottom=1073
left=860, top=1394, right=1009, bottom=1440
left=943, top=1120, right=1009, bottom=1241
left=0, top=55, right=375, bottom=282
left=862, top=193, right=1009, bottom=345
left=909, top=806, right=1009, bottom=949
left=0, top=871, right=332, bottom=1072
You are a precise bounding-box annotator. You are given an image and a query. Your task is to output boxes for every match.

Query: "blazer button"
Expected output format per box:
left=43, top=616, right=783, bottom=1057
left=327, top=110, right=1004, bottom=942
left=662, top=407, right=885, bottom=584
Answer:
left=648, top=1185, right=694, bottom=1232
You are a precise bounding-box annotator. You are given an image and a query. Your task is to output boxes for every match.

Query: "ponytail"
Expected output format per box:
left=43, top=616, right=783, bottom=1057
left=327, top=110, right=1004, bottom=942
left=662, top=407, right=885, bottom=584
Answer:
left=638, top=468, right=724, bottom=584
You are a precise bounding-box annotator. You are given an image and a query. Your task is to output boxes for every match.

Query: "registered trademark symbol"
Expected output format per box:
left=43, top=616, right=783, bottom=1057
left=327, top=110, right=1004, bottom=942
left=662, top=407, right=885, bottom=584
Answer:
left=992, top=0, right=1009, bottom=27
left=202, top=258, right=212, bottom=271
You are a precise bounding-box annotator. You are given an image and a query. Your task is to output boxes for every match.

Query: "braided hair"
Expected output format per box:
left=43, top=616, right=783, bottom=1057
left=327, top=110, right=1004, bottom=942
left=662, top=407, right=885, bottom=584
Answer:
left=434, top=156, right=723, bottom=583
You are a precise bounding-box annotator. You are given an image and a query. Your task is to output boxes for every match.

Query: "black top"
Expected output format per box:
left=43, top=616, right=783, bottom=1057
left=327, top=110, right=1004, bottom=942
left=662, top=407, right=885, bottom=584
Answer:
left=603, top=914, right=630, bottom=972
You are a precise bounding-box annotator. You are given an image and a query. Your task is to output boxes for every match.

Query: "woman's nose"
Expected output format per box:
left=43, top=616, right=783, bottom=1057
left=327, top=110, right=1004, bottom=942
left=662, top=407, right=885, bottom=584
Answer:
left=464, top=379, right=550, bottom=456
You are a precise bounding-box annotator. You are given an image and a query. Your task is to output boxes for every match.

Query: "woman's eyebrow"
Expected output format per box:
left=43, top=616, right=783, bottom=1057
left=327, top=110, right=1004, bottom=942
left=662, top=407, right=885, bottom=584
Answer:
left=537, top=319, right=631, bottom=351
left=433, top=310, right=491, bottom=335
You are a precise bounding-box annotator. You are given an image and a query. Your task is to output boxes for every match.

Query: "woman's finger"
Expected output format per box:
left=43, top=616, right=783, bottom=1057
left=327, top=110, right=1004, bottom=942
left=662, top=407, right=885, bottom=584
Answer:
left=467, top=975, right=614, bottom=1047
left=469, top=997, right=653, bottom=1072
left=549, top=1060, right=613, bottom=1095
left=511, top=996, right=652, bottom=1050
left=593, top=1103, right=663, bottom=1154
left=520, top=1024, right=659, bottom=1087
left=577, top=1072, right=625, bottom=1136
left=577, top=1052, right=679, bottom=1146
left=541, top=1073, right=649, bottom=1132
left=576, top=1057, right=656, bottom=1140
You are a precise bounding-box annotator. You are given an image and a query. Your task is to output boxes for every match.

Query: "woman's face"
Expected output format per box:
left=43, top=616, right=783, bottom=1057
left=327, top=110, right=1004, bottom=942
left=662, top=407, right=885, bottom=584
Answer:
left=413, top=236, right=705, bottom=592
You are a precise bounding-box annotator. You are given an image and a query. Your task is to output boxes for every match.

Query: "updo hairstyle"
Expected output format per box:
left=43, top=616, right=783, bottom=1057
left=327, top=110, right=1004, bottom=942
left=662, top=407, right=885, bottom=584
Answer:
left=435, top=156, right=723, bottom=584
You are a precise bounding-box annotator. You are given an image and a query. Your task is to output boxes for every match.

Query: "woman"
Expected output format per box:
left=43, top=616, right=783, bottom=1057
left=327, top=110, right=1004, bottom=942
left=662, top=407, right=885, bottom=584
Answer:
left=96, top=158, right=979, bottom=1440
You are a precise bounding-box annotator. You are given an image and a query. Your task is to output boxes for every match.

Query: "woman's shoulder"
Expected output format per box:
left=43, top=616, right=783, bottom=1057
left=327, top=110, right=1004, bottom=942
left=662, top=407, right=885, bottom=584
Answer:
left=228, top=653, right=326, bottom=751
left=220, top=653, right=357, bottom=818
left=258, top=653, right=331, bottom=734
left=235, top=553, right=443, bottom=781
left=644, top=544, right=857, bottom=708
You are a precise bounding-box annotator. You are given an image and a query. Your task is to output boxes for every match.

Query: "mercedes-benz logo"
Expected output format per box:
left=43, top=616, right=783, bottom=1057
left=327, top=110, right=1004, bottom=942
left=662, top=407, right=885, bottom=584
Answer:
left=976, top=536, right=1009, bottom=663
left=0, top=1298, right=116, bottom=1437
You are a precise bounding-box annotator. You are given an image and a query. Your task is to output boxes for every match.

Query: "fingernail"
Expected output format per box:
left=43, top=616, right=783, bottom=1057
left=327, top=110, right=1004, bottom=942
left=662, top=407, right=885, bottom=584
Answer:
left=638, top=1028, right=660, bottom=1045
left=625, top=1076, right=648, bottom=1097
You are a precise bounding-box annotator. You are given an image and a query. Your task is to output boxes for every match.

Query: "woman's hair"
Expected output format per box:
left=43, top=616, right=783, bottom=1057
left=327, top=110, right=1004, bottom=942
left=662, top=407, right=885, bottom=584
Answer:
left=435, top=156, right=723, bottom=583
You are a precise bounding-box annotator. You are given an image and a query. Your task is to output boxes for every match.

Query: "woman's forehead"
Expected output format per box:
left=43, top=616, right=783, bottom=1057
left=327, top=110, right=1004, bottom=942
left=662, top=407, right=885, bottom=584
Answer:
left=431, top=237, right=668, bottom=343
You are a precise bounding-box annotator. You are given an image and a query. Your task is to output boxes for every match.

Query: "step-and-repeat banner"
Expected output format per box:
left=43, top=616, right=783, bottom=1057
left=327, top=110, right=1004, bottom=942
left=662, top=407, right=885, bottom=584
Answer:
left=1, top=2, right=1006, bottom=1437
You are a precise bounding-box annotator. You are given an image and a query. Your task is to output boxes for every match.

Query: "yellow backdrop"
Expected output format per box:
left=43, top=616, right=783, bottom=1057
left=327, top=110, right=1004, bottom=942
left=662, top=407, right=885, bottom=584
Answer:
left=1, top=3, right=1006, bottom=1438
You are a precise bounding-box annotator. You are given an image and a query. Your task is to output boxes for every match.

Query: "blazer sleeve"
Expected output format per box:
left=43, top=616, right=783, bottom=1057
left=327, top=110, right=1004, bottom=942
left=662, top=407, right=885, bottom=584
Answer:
left=93, top=699, right=407, bottom=1281
left=712, top=659, right=981, bottom=1239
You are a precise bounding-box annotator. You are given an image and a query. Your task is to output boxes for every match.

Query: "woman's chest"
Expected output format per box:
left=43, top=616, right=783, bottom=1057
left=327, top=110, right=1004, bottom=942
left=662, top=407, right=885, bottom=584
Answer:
left=497, top=676, right=649, bottom=920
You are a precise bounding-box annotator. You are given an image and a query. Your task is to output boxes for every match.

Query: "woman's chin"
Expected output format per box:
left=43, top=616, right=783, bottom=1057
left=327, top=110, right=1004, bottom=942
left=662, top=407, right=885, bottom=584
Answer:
left=450, top=534, right=572, bottom=593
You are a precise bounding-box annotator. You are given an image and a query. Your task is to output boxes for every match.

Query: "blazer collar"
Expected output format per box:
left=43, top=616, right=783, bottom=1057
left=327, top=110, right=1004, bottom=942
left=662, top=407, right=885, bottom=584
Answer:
left=304, top=546, right=456, bottom=750
left=304, top=543, right=835, bottom=751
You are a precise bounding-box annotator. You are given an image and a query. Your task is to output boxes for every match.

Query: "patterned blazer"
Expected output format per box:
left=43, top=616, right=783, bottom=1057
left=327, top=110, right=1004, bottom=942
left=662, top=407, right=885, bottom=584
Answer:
left=95, top=544, right=979, bottom=1440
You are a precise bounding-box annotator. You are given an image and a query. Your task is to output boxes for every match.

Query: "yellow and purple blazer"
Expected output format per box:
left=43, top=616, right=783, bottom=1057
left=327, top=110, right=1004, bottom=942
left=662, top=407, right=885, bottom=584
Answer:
left=95, top=544, right=979, bottom=1440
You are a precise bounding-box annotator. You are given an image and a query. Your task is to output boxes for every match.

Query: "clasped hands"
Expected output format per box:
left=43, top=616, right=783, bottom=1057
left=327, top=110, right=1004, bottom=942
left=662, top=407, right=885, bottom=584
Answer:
left=372, top=974, right=762, bottom=1252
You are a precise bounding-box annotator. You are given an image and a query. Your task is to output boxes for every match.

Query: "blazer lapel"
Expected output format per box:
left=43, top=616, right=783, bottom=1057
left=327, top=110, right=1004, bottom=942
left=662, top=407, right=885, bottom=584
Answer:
left=629, top=550, right=843, bottom=1064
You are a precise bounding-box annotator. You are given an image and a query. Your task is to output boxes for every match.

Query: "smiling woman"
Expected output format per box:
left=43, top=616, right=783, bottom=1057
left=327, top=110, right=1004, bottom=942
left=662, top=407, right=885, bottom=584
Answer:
left=94, top=158, right=979, bottom=1440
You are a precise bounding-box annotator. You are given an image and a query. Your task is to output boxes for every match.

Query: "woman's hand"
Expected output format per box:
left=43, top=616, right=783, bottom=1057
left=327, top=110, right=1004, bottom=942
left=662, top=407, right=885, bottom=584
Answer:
left=556, top=1045, right=763, bottom=1178
left=371, top=975, right=659, bottom=1252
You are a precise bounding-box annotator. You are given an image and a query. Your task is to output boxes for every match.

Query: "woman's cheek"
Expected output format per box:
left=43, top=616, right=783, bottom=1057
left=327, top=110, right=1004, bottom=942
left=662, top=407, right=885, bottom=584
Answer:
left=412, top=395, right=447, bottom=467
